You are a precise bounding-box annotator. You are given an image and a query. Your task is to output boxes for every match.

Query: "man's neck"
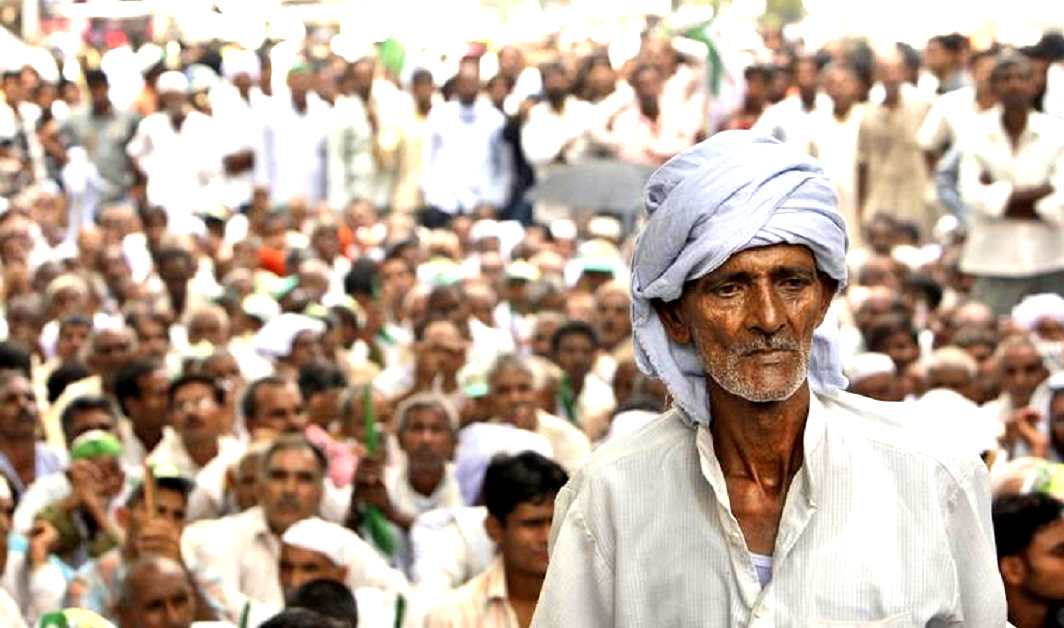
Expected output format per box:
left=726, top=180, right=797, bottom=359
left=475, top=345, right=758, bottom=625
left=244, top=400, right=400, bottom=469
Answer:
left=1005, top=589, right=1048, bottom=628
left=799, top=91, right=817, bottom=111
left=0, top=436, right=36, bottom=484
left=408, top=465, right=444, bottom=498
left=833, top=102, right=852, bottom=120
left=975, top=88, right=995, bottom=110
left=134, top=424, right=163, bottom=452
left=708, top=384, right=810, bottom=495
left=505, top=563, right=544, bottom=605
left=1002, top=107, right=1029, bottom=145
left=183, top=436, right=219, bottom=468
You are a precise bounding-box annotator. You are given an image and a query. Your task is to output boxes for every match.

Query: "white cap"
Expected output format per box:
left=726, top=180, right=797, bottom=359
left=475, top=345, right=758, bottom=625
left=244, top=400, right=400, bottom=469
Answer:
left=252, top=313, right=325, bottom=360
left=844, top=352, right=896, bottom=383
left=281, top=517, right=351, bottom=567
left=1011, top=293, right=1064, bottom=332
left=454, top=422, right=554, bottom=504
left=156, top=70, right=190, bottom=94
left=587, top=215, right=622, bottom=242
left=0, top=474, right=10, bottom=501
left=469, top=219, right=500, bottom=243
left=221, top=49, right=261, bottom=81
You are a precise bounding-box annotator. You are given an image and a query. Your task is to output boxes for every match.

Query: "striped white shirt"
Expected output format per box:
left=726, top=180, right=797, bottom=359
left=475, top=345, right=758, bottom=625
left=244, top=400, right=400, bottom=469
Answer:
left=532, top=391, right=1007, bottom=627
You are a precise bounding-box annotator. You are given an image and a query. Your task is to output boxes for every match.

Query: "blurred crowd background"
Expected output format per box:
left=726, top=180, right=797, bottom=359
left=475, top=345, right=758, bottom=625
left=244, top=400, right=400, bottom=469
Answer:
left=0, top=0, right=1060, bottom=627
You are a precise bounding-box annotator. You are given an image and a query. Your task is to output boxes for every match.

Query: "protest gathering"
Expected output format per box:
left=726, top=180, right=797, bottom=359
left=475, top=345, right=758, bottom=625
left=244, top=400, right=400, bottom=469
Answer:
left=0, top=0, right=1061, bottom=626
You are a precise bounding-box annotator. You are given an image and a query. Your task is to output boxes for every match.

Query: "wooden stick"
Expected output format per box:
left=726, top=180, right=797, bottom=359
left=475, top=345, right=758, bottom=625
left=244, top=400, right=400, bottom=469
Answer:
left=142, top=462, right=157, bottom=520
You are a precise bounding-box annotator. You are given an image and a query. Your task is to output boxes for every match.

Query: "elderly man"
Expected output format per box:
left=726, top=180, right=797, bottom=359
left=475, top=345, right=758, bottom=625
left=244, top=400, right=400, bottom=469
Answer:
left=533, top=132, right=1005, bottom=626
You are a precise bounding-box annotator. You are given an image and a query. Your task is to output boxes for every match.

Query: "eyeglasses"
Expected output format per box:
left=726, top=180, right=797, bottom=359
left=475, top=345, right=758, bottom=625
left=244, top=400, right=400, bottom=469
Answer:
left=173, top=396, right=216, bottom=413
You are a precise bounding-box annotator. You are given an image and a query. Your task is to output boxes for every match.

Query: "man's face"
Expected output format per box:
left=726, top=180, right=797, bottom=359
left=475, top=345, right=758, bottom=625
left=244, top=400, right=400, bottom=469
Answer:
left=555, top=333, right=595, bottom=384
left=794, top=59, right=819, bottom=96
left=252, top=383, right=307, bottom=434
left=261, top=448, right=324, bottom=534
left=928, top=366, right=974, bottom=400
left=994, top=63, right=1035, bottom=110
left=543, top=69, right=570, bottom=102
left=491, top=367, right=538, bottom=430
left=594, top=292, right=631, bottom=350
left=633, top=68, right=662, bottom=107
left=1000, top=346, right=1048, bottom=407
left=455, top=66, right=480, bottom=105
left=0, top=375, right=38, bottom=439
left=128, top=369, right=170, bottom=427
left=130, top=488, right=188, bottom=536
left=419, top=321, right=467, bottom=377
left=487, top=499, right=555, bottom=579
left=306, top=389, right=341, bottom=430
left=89, top=329, right=136, bottom=380
left=312, top=228, right=340, bottom=261
left=187, top=313, right=227, bottom=346
left=57, top=322, right=91, bottom=361
left=288, top=331, right=324, bottom=369
left=135, top=319, right=170, bottom=364
left=399, top=407, right=454, bottom=473
left=68, top=408, right=115, bottom=441
left=532, top=319, right=561, bottom=358
left=203, top=354, right=244, bottom=409
left=159, top=255, right=194, bottom=296
left=233, top=455, right=261, bottom=511
left=280, top=545, right=346, bottom=599
left=881, top=331, right=920, bottom=372
left=381, top=259, right=415, bottom=303
left=118, top=565, right=195, bottom=628
left=824, top=67, right=858, bottom=111
left=925, top=40, right=949, bottom=75
left=662, top=245, right=832, bottom=403
left=1008, top=518, right=1064, bottom=607
left=170, top=382, right=222, bottom=445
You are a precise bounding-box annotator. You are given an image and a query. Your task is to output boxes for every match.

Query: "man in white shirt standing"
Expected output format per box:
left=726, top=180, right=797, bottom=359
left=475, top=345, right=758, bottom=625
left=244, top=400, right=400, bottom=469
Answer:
left=520, top=63, right=592, bottom=182
left=258, top=63, right=329, bottom=207
left=422, top=61, right=510, bottom=227
left=958, top=52, right=1064, bottom=315
left=533, top=132, right=1006, bottom=626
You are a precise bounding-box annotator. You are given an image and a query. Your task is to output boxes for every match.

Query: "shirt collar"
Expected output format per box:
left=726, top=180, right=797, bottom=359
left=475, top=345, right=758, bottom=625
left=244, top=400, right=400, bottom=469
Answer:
left=483, top=557, right=509, bottom=604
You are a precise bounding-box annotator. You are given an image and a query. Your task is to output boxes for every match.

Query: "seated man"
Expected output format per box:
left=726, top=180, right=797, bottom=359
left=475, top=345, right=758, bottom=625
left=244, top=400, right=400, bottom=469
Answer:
left=992, top=492, right=1064, bottom=628
left=186, top=437, right=407, bottom=623
left=488, top=355, right=590, bottom=474
left=425, top=452, right=568, bottom=628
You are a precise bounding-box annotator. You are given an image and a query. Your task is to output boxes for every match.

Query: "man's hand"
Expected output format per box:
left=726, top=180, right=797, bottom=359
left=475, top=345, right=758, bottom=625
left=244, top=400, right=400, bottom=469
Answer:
left=1004, top=183, right=1053, bottom=220
left=1004, top=407, right=1049, bottom=458
left=68, top=460, right=104, bottom=511
left=979, top=170, right=994, bottom=185
left=131, top=518, right=183, bottom=563
left=28, top=520, right=58, bottom=567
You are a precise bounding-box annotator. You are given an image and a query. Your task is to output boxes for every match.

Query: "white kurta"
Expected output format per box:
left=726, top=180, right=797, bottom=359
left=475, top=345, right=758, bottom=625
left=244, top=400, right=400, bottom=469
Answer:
left=257, top=92, right=329, bottom=205
left=532, top=391, right=1006, bottom=627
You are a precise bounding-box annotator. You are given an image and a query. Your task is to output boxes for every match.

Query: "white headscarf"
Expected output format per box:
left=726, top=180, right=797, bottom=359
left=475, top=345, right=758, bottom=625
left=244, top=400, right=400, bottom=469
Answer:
left=630, top=131, right=849, bottom=427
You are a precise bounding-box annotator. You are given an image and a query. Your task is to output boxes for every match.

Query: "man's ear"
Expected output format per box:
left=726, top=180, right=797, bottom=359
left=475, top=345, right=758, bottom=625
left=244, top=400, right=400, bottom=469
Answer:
left=652, top=298, right=691, bottom=344
left=999, top=555, right=1027, bottom=587
left=484, top=513, right=504, bottom=545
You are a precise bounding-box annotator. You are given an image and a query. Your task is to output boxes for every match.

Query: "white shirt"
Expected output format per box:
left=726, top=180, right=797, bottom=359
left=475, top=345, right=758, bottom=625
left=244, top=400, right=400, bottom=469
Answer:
left=423, top=99, right=511, bottom=214
left=916, top=86, right=995, bottom=152
left=810, top=104, right=866, bottom=246
left=209, top=83, right=267, bottom=208
left=257, top=92, right=329, bottom=205
left=146, top=428, right=244, bottom=481
left=385, top=460, right=464, bottom=519
left=958, top=109, right=1064, bottom=277
left=126, top=110, right=220, bottom=234
left=752, top=93, right=832, bottom=155
left=532, top=391, right=1006, bottom=627
left=326, top=94, right=398, bottom=210
left=529, top=411, right=591, bottom=475
left=520, top=97, right=594, bottom=180
left=0, top=587, right=26, bottom=628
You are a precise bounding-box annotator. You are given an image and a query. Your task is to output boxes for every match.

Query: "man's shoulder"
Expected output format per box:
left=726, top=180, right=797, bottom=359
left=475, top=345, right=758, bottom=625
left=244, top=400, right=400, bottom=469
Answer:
left=819, top=391, right=985, bottom=486
left=572, top=410, right=691, bottom=482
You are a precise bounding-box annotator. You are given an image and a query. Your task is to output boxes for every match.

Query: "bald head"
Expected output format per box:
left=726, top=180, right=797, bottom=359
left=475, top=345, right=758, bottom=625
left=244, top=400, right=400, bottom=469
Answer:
left=117, top=556, right=195, bottom=628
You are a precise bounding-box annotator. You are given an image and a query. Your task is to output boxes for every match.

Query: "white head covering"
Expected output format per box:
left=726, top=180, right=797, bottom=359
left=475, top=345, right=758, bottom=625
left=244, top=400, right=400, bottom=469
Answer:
left=156, top=70, right=190, bottom=94
left=1011, top=293, right=1064, bottom=332
left=844, top=352, right=897, bottom=384
left=252, top=313, right=325, bottom=360
left=454, top=423, right=553, bottom=504
left=630, top=131, right=848, bottom=427
left=281, top=517, right=351, bottom=567
left=221, top=49, right=261, bottom=81
left=0, top=474, right=10, bottom=501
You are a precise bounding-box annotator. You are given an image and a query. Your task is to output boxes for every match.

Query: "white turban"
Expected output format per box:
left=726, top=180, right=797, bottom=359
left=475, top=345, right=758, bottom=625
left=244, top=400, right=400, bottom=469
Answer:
left=454, top=423, right=553, bottom=504
left=630, top=131, right=849, bottom=427
left=1011, top=293, right=1064, bottom=332
left=281, top=517, right=351, bottom=567
left=222, top=49, right=261, bottom=81
left=252, top=313, right=325, bottom=360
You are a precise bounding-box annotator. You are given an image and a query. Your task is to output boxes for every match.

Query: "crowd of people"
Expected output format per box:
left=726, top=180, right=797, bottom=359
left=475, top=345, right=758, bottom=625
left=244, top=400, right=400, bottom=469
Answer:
left=0, top=12, right=1059, bottom=628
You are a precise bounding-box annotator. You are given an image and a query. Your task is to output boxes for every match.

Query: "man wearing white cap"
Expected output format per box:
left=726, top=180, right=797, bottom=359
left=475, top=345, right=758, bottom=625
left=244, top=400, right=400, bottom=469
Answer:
left=533, top=132, right=1005, bottom=626
left=212, top=49, right=266, bottom=210
left=127, top=69, right=221, bottom=235
left=844, top=351, right=902, bottom=402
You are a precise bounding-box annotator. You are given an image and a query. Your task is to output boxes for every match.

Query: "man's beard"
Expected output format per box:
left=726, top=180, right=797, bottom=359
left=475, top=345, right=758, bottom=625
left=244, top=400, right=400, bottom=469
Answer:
left=701, top=334, right=809, bottom=403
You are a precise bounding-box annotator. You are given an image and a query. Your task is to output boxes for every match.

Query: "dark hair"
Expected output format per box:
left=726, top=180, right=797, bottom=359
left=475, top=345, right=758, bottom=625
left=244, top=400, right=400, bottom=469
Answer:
left=286, top=579, right=358, bottom=627
left=930, top=33, right=968, bottom=54
left=242, top=375, right=289, bottom=423
left=46, top=361, right=91, bottom=404
left=551, top=320, right=599, bottom=355
left=743, top=64, right=773, bottom=82
left=863, top=314, right=917, bottom=354
left=262, top=436, right=328, bottom=477
left=298, top=361, right=347, bottom=401
left=260, top=608, right=348, bottom=628
left=992, top=492, right=1063, bottom=558
left=126, top=475, right=193, bottom=509
left=61, top=395, right=116, bottom=442
left=59, top=313, right=92, bottom=331
left=168, top=373, right=225, bottom=409
left=343, top=258, right=379, bottom=299
left=84, top=69, right=108, bottom=88
left=411, top=68, right=433, bottom=86
left=482, top=451, right=568, bottom=524
left=0, top=342, right=31, bottom=377
left=896, top=42, right=921, bottom=74
left=115, top=359, right=165, bottom=416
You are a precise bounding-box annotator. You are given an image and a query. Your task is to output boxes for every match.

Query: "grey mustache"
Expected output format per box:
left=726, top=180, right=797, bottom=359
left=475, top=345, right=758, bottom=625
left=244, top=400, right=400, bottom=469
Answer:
left=736, top=336, right=800, bottom=355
